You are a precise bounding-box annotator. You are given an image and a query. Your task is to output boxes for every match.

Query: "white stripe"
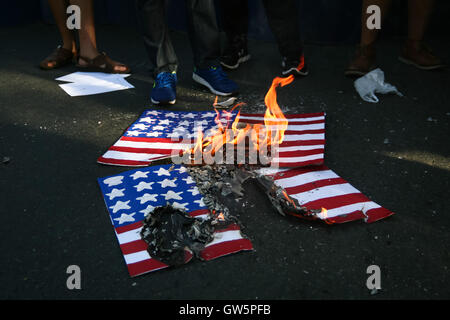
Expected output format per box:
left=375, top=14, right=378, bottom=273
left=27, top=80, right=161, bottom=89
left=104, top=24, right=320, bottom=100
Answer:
left=278, top=145, right=324, bottom=152
left=115, top=140, right=192, bottom=150
left=289, top=183, right=361, bottom=205
left=325, top=201, right=381, bottom=219
left=282, top=133, right=325, bottom=141
left=102, top=150, right=169, bottom=161
left=263, top=123, right=324, bottom=131
left=274, top=170, right=339, bottom=188
left=116, top=227, right=142, bottom=244
left=205, top=230, right=243, bottom=247
left=272, top=153, right=324, bottom=163
left=256, top=167, right=289, bottom=176
left=239, top=115, right=325, bottom=122
left=124, top=250, right=151, bottom=264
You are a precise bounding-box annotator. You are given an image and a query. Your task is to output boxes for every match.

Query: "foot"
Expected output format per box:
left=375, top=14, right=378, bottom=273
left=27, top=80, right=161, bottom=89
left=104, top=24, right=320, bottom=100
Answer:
left=77, top=51, right=129, bottom=73
left=40, top=45, right=76, bottom=70
left=344, top=44, right=377, bottom=77
left=220, top=35, right=251, bottom=70
left=281, top=54, right=308, bottom=77
left=192, top=65, right=238, bottom=96
left=151, top=71, right=177, bottom=105
left=399, top=40, right=446, bottom=70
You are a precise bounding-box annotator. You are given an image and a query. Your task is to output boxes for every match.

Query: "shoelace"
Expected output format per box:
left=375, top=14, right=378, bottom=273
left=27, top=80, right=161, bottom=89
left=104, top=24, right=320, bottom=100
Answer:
left=154, top=72, right=176, bottom=88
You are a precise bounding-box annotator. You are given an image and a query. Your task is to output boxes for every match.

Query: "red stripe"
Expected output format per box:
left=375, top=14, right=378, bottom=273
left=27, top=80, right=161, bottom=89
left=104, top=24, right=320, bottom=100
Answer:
left=200, top=239, right=253, bottom=261
left=115, top=221, right=143, bottom=234
left=120, top=136, right=187, bottom=143
left=97, top=156, right=151, bottom=167
left=239, top=112, right=325, bottom=119
left=188, top=209, right=211, bottom=217
left=284, top=129, right=325, bottom=135
left=279, top=139, right=325, bottom=147
left=327, top=211, right=367, bottom=224
left=271, top=165, right=329, bottom=180
left=127, top=259, right=168, bottom=277
left=277, top=148, right=324, bottom=158
left=366, top=207, right=394, bottom=223
left=303, top=193, right=371, bottom=211
left=274, top=158, right=324, bottom=168
left=214, top=223, right=242, bottom=233
left=240, top=119, right=325, bottom=126
left=120, top=239, right=148, bottom=255
left=284, top=177, right=347, bottom=195
left=108, top=145, right=183, bottom=155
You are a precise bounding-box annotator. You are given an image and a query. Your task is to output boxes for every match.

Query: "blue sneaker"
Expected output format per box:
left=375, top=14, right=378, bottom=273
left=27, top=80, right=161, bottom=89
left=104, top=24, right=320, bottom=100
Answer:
left=192, top=65, right=238, bottom=96
left=151, top=71, right=177, bottom=105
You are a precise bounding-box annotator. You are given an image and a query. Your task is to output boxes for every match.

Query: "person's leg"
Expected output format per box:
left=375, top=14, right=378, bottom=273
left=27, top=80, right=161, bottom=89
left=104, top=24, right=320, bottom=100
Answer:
left=72, top=0, right=128, bottom=72
left=399, top=0, right=445, bottom=69
left=345, top=0, right=392, bottom=77
left=135, top=0, right=178, bottom=76
left=188, top=0, right=238, bottom=96
left=218, top=0, right=250, bottom=69
left=262, top=0, right=306, bottom=76
left=49, top=0, right=77, bottom=53
left=40, top=0, right=77, bottom=69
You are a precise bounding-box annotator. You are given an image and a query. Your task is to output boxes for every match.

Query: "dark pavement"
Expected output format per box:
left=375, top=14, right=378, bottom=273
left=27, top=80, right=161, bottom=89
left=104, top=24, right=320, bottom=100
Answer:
left=0, top=23, right=449, bottom=300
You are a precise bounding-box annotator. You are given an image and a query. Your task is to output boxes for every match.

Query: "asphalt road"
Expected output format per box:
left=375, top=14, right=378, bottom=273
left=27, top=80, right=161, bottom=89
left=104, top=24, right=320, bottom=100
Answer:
left=1, top=23, right=449, bottom=300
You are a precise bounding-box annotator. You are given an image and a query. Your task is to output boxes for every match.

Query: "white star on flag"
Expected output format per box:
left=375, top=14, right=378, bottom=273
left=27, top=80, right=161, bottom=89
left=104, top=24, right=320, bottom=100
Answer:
left=158, top=119, right=172, bottom=126
left=139, top=117, right=156, bottom=123
left=109, top=200, right=131, bottom=214
left=136, top=193, right=158, bottom=204
left=105, top=188, right=125, bottom=200
left=153, top=167, right=171, bottom=176
left=162, top=190, right=183, bottom=200
left=146, top=132, right=161, bottom=137
left=153, top=125, right=166, bottom=131
left=103, top=176, right=124, bottom=187
left=179, top=120, right=190, bottom=126
left=187, top=187, right=200, bottom=196
left=158, top=178, right=177, bottom=188
left=133, top=123, right=149, bottom=130
left=202, top=112, right=217, bottom=118
left=114, top=212, right=136, bottom=224
left=182, top=113, right=196, bottom=119
left=194, top=199, right=205, bottom=207
left=165, top=112, right=178, bottom=118
left=172, top=202, right=189, bottom=210
left=182, top=176, right=195, bottom=184
left=134, top=181, right=154, bottom=192
left=126, top=130, right=142, bottom=137
left=139, top=205, right=156, bottom=216
left=146, top=110, right=160, bottom=116
left=130, top=171, right=149, bottom=180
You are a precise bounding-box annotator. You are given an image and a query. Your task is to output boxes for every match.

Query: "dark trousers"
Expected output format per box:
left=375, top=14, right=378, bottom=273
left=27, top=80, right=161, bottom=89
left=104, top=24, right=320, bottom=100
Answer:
left=135, top=0, right=221, bottom=76
left=218, top=0, right=303, bottom=60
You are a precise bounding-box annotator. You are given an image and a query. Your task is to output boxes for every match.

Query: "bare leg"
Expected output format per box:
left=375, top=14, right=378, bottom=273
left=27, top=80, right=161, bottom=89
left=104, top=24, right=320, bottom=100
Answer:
left=49, top=0, right=77, bottom=51
left=71, top=0, right=127, bottom=72
left=400, top=0, right=444, bottom=69
left=407, top=0, right=435, bottom=43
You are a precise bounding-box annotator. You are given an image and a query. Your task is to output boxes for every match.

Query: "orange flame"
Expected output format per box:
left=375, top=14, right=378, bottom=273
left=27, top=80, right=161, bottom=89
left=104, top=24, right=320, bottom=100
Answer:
left=188, top=75, right=294, bottom=163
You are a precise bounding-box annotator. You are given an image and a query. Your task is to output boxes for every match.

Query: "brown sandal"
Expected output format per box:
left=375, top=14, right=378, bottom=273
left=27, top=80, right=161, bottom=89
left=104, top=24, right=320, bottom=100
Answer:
left=76, top=52, right=130, bottom=74
left=40, top=45, right=75, bottom=70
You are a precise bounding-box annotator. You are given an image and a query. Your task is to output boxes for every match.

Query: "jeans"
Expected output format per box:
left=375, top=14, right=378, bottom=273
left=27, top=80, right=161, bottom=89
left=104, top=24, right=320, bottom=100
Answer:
left=135, top=0, right=221, bottom=76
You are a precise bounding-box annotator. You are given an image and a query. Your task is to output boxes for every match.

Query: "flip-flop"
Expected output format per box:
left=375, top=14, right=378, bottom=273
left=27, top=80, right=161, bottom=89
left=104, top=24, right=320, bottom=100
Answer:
left=76, top=52, right=130, bottom=74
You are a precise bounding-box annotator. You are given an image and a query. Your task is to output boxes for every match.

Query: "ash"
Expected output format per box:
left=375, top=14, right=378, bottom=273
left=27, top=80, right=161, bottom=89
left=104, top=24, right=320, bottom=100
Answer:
left=187, top=164, right=258, bottom=219
left=140, top=205, right=215, bottom=266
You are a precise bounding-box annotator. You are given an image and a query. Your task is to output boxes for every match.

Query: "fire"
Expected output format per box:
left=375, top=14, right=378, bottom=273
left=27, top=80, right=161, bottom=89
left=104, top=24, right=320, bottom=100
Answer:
left=187, top=75, right=295, bottom=164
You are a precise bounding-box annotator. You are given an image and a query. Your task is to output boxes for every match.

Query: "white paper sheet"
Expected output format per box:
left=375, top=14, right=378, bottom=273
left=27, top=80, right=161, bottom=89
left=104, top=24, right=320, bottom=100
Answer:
left=56, top=72, right=134, bottom=96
